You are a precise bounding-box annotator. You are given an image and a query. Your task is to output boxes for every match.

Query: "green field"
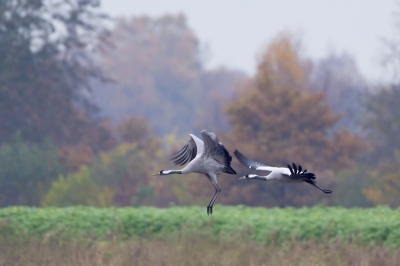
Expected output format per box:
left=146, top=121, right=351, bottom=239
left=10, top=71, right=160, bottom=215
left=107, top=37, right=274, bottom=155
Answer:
left=1, top=205, right=400, bottom=246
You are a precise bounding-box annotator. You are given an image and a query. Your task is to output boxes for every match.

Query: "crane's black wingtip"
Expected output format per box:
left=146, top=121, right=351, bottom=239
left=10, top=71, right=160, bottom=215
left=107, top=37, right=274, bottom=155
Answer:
left=235, top=149, right=248, bottom=156
left=233, top=149, right=249, bottom=166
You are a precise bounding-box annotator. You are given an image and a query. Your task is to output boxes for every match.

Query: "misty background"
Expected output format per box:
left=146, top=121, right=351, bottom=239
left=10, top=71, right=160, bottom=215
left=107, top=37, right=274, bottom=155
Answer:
left=1, top=0, right=400, bottom=208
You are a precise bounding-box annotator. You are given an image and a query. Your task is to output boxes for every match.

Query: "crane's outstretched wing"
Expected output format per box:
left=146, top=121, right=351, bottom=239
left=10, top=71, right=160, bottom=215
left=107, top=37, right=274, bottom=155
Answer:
left=234, top=150, right=277, bottom=172
left=171, top=134, right=202, bottom=165
left=189, top=134, right=204, bottom=155
left=201, top=130, right=219, bottom=154
left=201, top=130, right=236, bottom=174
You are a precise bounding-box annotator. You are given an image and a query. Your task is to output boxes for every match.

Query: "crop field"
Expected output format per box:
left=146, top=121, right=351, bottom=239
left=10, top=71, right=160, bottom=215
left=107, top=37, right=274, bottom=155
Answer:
left=1, top=206, right=400, bottom=265
left=1, top=205, right=400, bottom=245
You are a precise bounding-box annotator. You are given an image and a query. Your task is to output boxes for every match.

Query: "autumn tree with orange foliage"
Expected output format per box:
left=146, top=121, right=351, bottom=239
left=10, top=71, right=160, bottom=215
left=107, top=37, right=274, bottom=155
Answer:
left=217, top=34, right=365, bottom=207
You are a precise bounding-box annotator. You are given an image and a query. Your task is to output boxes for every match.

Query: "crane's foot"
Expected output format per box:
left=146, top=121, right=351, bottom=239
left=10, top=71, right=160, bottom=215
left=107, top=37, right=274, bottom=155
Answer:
left=207, top=206, right=213, bottom=215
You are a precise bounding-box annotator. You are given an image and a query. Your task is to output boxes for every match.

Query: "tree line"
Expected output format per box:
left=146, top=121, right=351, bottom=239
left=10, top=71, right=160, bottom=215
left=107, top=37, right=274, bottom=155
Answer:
left=1, top=0, right=400, bottom=208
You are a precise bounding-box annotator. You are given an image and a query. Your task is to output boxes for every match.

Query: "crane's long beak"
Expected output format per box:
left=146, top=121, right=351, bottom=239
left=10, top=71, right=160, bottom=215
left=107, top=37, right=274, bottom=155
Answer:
left=238, top=176, right=247, bottom=180
left=153, top=170, right=163, bottom=176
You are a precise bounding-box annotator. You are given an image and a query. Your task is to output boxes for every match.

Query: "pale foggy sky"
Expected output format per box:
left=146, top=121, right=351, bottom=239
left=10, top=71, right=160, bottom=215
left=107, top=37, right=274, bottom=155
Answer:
left=100, top=0, right=398, bottom=83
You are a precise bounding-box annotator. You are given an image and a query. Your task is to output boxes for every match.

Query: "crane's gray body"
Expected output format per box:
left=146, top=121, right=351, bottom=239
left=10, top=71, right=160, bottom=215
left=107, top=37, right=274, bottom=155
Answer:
left=182, top=156, right=227, bottom=175
left=156, top=130, right=236, bottom=214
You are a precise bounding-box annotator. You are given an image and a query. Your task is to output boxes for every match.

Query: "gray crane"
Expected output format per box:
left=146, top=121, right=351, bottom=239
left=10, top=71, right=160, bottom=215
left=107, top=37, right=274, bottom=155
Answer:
left=234, top=150, right=332, bottom=194
left=154, top=130, right=236, bottom=215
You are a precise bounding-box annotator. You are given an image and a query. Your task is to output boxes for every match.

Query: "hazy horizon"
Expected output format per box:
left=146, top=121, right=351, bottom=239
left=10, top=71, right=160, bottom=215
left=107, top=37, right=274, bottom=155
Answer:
left=101, top=0, right=398, bottom=83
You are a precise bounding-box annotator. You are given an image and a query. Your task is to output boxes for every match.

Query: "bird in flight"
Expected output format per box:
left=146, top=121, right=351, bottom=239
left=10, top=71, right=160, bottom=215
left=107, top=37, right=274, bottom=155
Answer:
left=155, top=130, right=236, bottom=215
left=234, top=150, right=332, bottom=194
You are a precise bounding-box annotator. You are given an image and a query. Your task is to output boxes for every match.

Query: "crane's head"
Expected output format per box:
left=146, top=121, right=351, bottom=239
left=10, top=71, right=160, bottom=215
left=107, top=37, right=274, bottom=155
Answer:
left=153, top=170, right=179, bottom=176
left=153, top=170, right=166, bottom=176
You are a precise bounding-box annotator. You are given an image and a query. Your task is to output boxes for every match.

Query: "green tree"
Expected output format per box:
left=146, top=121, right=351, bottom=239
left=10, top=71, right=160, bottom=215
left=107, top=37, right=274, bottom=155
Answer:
left=43, top=142, right=157, bottom=207
left=43, top=116, right=169, bottom=207
left=0, top=134, right=65, bottom=206
left=42, top=166, right=114, bottom=207
left=0, top=0, right=113, bottom=149
left=221, top=34, right=365, bottom=207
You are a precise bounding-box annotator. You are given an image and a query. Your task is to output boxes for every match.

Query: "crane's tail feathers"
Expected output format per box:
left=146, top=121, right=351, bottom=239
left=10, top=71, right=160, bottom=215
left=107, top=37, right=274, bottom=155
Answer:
left=224, top=166, right=237, bottom=175
left=287, top=164, right=294, bottom=175
left=292, top=163, right=297, bottom=173
left=288, top=163, right=313, bottom=177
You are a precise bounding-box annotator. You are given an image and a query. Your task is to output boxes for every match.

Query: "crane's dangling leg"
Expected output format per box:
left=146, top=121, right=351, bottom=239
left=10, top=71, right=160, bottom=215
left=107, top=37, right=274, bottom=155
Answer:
left=304, top=180, right=332, bottom=194
left=207, top=183, right=221, bottom=215
left=205, top=173, right=221, bottom=215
